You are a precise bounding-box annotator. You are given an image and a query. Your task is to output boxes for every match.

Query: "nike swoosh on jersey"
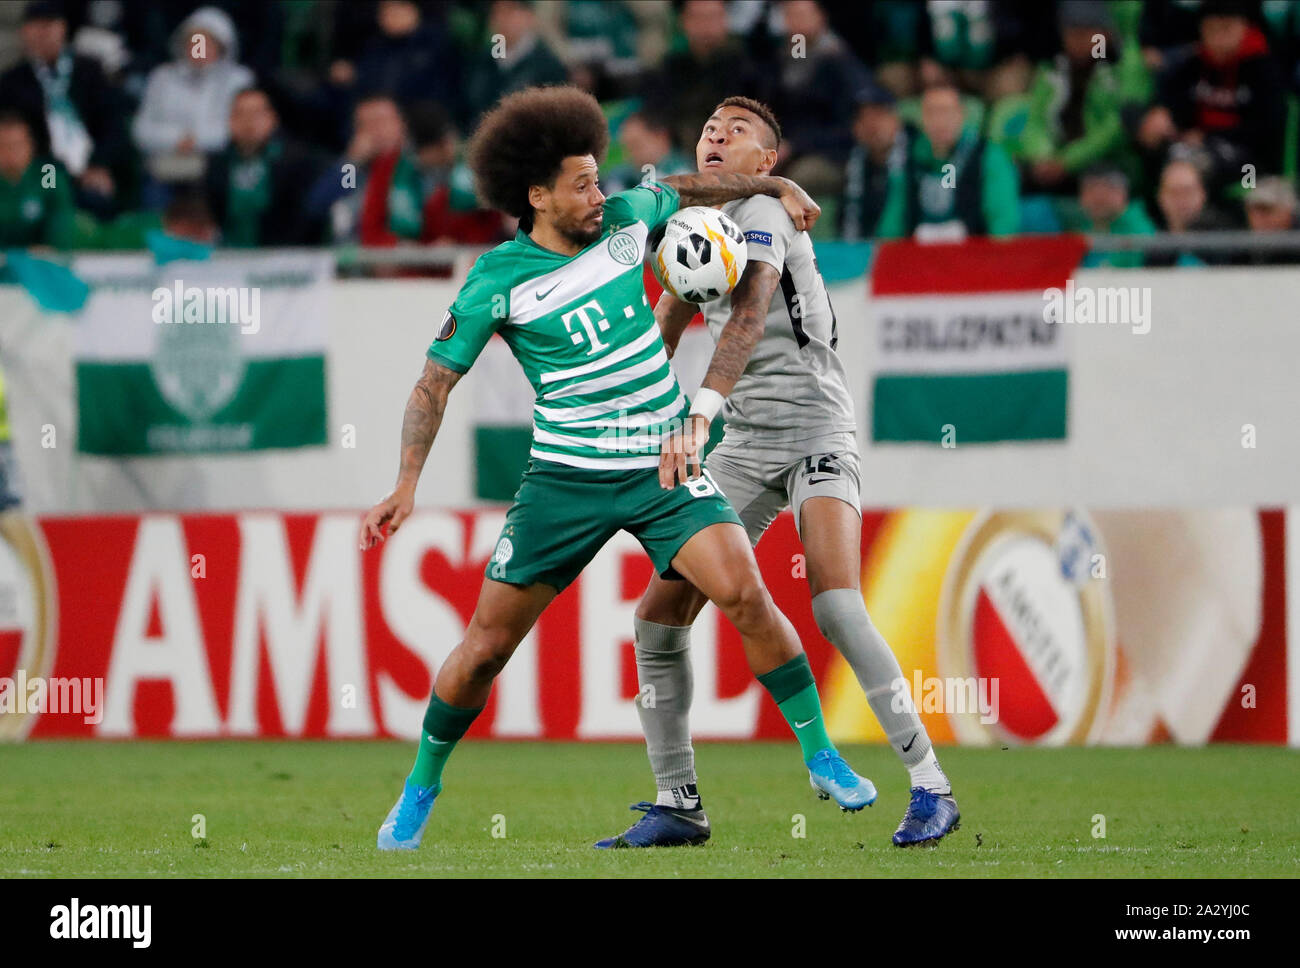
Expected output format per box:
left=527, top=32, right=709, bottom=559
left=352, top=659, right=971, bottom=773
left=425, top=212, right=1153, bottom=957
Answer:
left=535, top=282, right=560, bottom=300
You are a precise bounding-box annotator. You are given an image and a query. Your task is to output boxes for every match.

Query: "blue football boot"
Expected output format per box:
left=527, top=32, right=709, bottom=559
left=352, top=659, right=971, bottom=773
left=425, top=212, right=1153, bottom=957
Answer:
left=377, top=778, right=440, bottom=850
left=807, top=749, right=877, bottom=812
left=893, top=787, right=961, bottom=846
left=593, top=801, right=711, bottom=848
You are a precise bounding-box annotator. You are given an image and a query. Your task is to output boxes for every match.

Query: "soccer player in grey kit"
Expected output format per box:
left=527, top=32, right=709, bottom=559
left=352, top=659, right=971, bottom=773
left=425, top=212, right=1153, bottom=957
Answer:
left=596, top=97, right=960, bottom=849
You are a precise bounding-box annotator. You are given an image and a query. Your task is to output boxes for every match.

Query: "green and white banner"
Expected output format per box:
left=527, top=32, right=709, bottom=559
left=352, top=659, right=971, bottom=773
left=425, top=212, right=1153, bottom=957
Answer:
left=869, top=236, right=1086, bottom=444
left=73, top=252, right=332, bottom=455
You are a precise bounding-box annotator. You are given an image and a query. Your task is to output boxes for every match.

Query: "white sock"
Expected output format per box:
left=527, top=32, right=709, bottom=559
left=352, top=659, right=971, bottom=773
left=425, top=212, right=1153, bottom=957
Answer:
left=908, top=749, right=952, bottom=795
left=655, top=784, right=700, bottom=810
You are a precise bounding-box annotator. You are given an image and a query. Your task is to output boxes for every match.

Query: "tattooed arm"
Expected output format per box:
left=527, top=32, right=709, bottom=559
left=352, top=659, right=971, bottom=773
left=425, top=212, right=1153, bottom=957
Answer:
left=359, top=359, right=462, bottom=548
left=660, top=172, right=822, bottom=231
left=698, top=261, right=781, bottom=398
left=657, top=261, right=782, bottom=489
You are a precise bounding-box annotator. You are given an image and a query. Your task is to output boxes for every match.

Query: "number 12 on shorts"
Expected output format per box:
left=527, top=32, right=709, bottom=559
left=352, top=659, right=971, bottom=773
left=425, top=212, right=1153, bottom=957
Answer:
left=803, top=454, right=841, bottom=478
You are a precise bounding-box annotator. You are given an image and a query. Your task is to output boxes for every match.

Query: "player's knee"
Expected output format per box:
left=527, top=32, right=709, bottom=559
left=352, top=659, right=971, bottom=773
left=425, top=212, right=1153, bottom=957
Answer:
left=810, top=586, right=867, bottom=640
left=711, top=574, right=771, bottom=631
left=811, top=601, right=844, bottom=641
left=636, top=589, right=702, bottom=627
left=807, top=566, right=861, bottom=600
left=465, top=647, right=508, bottom=683
left=462, top=626, right=517, bottom=682
left=634, top=596, right=670, bottom=625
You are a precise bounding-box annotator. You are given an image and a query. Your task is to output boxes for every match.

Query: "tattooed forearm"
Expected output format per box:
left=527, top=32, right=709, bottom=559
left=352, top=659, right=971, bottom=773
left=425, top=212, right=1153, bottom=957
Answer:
left=700, top=304, right=765, bottom=395
left=397, top=360, right=461, bottom=488
left=699, top=261, right=782, bottom=397
left=661, top=171, right=787, bottom=208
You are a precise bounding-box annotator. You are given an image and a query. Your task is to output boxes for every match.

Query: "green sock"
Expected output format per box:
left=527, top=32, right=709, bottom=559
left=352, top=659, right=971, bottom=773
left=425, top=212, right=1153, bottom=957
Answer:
left=757, top=654, right=836, bottom=762
left=408, top=691, right=483, bottom=791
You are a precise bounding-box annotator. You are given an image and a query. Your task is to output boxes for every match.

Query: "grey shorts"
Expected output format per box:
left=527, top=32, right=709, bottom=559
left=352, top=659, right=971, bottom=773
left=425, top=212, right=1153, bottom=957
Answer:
left=703, top=430, right=862, bottom=546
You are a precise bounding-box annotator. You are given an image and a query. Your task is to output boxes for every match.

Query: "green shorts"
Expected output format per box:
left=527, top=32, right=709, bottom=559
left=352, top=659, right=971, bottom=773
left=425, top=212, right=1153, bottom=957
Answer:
left=485, top=459, right=742, bottom=592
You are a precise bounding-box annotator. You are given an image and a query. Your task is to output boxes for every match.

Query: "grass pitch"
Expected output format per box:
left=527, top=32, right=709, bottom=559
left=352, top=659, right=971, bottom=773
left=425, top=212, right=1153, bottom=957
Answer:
left=0, top=741, right=1296, bottom=878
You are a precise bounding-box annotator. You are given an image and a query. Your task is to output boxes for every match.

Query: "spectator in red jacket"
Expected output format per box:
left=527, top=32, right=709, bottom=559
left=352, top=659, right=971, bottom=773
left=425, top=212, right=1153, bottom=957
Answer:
left=1138, top=0, right=1285, bottom=196
left=305, top=94, right=423, bottom=246
left=409, top=101, right=506, bottom=246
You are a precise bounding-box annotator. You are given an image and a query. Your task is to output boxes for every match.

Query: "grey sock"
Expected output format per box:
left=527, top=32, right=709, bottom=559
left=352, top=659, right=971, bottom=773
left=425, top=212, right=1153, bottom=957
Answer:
left=633, top=617, right=696, bottom=790
left=811, top=588, right=932, bottom=768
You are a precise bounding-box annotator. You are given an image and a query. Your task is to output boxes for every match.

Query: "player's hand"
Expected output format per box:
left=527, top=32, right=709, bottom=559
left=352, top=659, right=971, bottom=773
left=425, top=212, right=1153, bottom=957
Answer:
left=359, top=487, right=414, bottom=550
left=776, top=177, right=821, bottom=232
left=659, top=414, right=710, bottom=489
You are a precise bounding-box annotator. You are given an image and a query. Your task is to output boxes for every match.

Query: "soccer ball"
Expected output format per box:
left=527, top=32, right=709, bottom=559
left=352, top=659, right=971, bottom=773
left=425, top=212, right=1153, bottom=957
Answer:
left=650, top=206, right=748, bottom=303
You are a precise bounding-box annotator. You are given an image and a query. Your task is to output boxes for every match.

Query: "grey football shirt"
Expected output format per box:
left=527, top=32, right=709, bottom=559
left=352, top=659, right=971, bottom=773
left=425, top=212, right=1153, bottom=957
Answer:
left=697, top=194, right=856, bottom=443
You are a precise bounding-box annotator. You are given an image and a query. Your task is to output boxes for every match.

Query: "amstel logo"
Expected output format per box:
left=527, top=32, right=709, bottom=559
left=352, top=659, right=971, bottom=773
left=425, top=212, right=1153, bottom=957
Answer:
left=937, top=510, right=1115, bottom=746
left=0, top=514, right=56, bottom=740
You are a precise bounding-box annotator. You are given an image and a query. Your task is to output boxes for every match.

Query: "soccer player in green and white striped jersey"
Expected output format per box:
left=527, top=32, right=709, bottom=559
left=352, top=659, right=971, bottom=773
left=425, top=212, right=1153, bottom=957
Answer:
left=359, top=86, right=876, bottom=850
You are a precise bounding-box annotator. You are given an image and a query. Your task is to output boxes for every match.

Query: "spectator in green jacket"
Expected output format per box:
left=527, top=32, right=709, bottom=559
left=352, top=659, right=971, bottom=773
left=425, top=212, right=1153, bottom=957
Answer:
left=840, top=83, right=910, bottom=241
left=875, top=83, right=1019, bottom=240
left=204, top=88, right=327, bottom=247
left=0, top=109, right=76, bottom=249
left=600, top=109, right=694, bottom=196
left=1061, top=163, right=1157, bottom=267
left=1016, top=1, right=1145, bottom=195
left=464, top=1, right=568, bottom=124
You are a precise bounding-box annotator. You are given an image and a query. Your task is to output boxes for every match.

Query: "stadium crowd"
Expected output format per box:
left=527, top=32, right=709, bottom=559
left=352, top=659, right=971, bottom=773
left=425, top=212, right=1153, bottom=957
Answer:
left=1, top=0, right=1299, bottom=264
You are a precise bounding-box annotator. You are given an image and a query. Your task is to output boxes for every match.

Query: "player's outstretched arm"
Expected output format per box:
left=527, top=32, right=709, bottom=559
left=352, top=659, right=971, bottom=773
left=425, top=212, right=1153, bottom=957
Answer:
left=359, top=358, right=462, bottom=549
left=658, top=261, right=782, bottom=489
left=660, top=172, right=821, bottom=232
left=653, top=290, right=698, bottom=359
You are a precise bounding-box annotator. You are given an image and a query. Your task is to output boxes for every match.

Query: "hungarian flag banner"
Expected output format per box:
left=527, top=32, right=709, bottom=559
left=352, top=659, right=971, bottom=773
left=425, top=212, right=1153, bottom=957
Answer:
left=72, top=252, right=332, bottom=455
left=869, top=235, right=1087, bottom=444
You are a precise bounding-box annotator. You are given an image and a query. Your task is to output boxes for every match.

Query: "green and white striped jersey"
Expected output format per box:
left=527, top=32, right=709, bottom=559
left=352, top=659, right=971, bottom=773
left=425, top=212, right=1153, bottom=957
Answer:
left=428, top=181, right=685, bottom=470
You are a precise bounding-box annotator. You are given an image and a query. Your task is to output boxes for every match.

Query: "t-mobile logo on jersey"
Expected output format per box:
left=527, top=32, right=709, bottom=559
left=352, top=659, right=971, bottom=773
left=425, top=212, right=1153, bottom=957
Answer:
left=560, top=300, right=611, bottom=355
